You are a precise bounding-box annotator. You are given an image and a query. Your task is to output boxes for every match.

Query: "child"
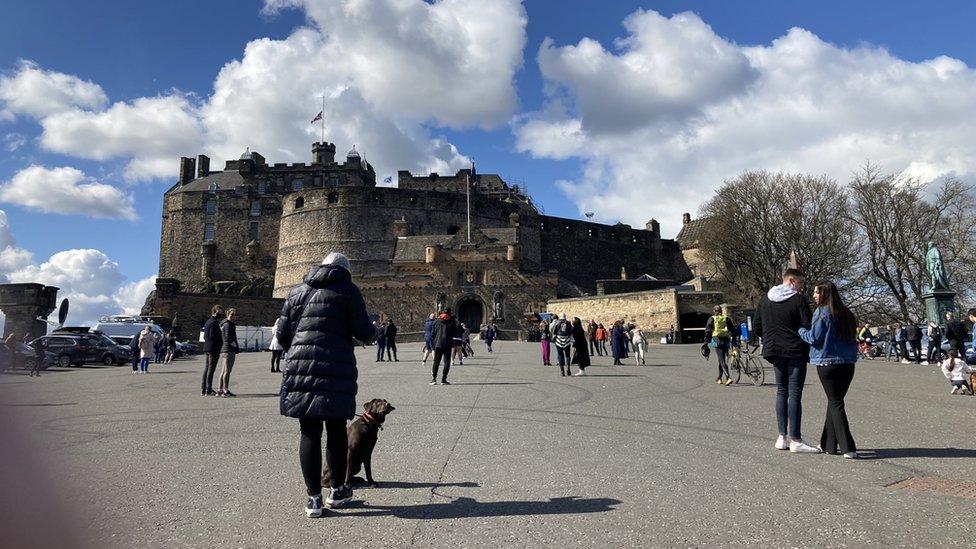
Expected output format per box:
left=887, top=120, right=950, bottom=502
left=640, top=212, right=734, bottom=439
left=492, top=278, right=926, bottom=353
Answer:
left=941, top=349, right=975, bottom=395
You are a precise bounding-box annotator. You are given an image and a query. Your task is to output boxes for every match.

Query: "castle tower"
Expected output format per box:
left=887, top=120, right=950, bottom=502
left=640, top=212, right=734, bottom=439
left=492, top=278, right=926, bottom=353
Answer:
left=312, top=142, right=336, bottom=164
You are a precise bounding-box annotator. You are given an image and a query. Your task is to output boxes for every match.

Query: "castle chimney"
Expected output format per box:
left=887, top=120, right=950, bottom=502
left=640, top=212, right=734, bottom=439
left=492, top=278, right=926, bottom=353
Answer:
left=393, top=217, right=408, bottom=237
left=682, top=212, right=691, bottom=225
left=645, top=218, right=660, bottom=236
left=425, top=246, right=437, bottom=264
left=508, top=213, right=520, bottom=228
left=179, top=157, right=196, bottom=185
left=506, top=244, right=520, bottom=262
left=620, top=266, right=628, bottom=280
left=197, top=155, right=210, bottom=178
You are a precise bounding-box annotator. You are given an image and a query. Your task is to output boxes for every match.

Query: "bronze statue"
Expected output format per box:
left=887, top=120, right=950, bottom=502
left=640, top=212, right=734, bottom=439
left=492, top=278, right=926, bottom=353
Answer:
left=926, top=241, right=950, bottom=291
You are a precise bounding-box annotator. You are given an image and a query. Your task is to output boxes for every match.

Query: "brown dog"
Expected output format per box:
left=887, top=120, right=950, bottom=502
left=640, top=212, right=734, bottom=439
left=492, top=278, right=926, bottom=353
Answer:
left=323, top=398, right=395, bottom=488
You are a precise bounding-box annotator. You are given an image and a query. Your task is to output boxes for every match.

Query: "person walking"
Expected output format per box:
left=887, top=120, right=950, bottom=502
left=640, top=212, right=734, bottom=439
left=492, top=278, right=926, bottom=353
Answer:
left=705, top=306, right=735, bottom=385
left=483, top=323, right=496, bottom=353
left=539, top=318, right=552, bottom=366
left=129, top=331, right=141, bottom=373
left=595, top=323, right=608, bottom=356
left=610, top=320, right=627, bottom=366
left=163, top=332, right=177, bottom=364
left=668, top=324, right=676, bottom=345
left=754, top=268, right=819, bottom=454
left=431, top=308, right=458, bottom=385
left=384, top=319, right=398, bottom=362
left=29, top=336, right=45, bottom=377
left=374, top=321, right=386, bottom=362
left=137, top=326, right=155, bottom=373
left=421, top=313, right=436, bottom=366
left=270, top=317, right=284, bottom=373
left=946, top=311, right=967, bottom=357
left=461, top=322, right=473, bottom=357
left=631, top=326, right=647, bottom=365
left=201, top=305, right=223, bottom=394
left=552, top=314, right=574, bottom=376
left=570, top=317, right=590, bottom=376
left=217, top=308, right=239, bottom=396
left=883, top=324, right=898, bottom=361
left=799, top=281, right=859, bottom=459
left=904, top=321, right=922, bottom=365
left=276, top=252, right=375, bottom=517
left=894, top=323, right=908, bottom=362
left=587, top=320, right=598, bottom=356
left=927, top=321, right=943, bottom=364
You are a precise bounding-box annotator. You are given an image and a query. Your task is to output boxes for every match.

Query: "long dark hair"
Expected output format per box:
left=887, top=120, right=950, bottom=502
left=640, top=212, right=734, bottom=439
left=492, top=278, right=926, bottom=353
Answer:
left=814, top=281, right=857, bottom=343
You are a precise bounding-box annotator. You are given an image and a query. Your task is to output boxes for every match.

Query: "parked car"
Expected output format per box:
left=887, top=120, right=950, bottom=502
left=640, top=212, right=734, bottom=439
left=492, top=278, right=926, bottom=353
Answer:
left=31, top=333, right=132, bottom=367
left=2, top=342, right=55, bottom=372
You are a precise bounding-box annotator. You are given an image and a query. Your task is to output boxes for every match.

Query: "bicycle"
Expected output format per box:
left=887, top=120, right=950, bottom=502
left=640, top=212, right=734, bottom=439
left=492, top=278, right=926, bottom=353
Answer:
left=726, top=343, right=765, bottom=386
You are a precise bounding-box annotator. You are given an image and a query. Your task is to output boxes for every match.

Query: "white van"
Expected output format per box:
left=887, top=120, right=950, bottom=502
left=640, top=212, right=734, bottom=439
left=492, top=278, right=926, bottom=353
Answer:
left=93, top=315, right=165, bottom=347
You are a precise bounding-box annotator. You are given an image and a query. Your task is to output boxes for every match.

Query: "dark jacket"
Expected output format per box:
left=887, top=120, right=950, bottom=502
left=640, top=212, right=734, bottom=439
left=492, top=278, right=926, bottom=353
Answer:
left=904, top=324, right=922, bottom=342
left=384, top=322, right=398, bottom=342
left=754, top=284, right=812, bottom=360
left=375, top=324, right=386, bottom=344
left=571, top=322, right=591, bottom=367
left=423, top=318, right=436, bottom=341
left=611, top=325, right=627, bottom=359
left=203, top=315, right=223, bottom=353
left=277, top=264, right=375, bottom=420
left=484, top=326, right=496, bottom=342
left=946, top=319, right=967, bottom=342
left=220, top=320, right=239, bottom=354
left=431, top=314, right=457, bottom=350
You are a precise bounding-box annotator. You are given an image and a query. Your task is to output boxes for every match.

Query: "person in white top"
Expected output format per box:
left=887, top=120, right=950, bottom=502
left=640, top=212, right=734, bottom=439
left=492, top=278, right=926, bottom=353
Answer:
left=941, top=349, right=976, bottom=395
left=270, top=317, right=284, bottom=373
left=631, top=327, right=647, bottom=365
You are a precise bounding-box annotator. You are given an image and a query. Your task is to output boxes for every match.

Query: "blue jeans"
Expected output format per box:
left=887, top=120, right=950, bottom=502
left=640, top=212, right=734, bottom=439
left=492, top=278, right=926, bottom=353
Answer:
left=771, top=357, right=807, bottom=439
left=139, top=357, right=150, bottom=373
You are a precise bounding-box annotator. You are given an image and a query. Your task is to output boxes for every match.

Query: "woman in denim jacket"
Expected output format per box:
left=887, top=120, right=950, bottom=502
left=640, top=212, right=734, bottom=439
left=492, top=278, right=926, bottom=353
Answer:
left=799, top=281, right=859, bottom=458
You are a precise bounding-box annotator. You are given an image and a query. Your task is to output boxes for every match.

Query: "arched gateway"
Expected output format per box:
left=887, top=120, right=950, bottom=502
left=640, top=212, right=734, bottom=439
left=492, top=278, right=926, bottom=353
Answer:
left=456, top=296, right=485, bottom=333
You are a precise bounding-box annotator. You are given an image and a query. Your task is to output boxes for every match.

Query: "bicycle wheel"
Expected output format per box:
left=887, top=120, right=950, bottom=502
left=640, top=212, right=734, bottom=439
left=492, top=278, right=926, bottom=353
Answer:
left=727, top=352, right=741, bottom=384
left=746, top=354, right=764, bottom=386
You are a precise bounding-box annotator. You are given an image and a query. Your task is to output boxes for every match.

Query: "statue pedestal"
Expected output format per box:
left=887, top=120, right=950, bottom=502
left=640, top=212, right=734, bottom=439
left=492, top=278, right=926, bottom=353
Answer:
left=922, top=289, right=956, bottom=324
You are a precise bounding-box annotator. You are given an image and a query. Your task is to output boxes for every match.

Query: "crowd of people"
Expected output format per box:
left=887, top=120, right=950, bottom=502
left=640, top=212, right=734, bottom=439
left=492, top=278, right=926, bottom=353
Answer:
left=855, top=313, right=970, bottom=365
left=536, top=316, right=654, bottom=376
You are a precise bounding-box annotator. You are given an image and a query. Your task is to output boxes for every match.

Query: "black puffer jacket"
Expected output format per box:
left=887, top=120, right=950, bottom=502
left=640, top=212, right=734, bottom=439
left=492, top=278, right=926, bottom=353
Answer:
left=754, top=284, right=812, bottom=360
left=431, top=314, right=457, bottom=350
left=277, top=264, right=375, bottom=420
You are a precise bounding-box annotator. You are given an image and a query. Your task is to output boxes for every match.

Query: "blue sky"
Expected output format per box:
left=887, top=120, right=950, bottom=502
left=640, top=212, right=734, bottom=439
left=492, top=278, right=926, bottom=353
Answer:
left=1, top=0, right=975, bottom=323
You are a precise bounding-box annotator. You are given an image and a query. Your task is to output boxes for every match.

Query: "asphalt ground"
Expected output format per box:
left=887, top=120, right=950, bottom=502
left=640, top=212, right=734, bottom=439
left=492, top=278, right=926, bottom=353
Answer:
left=1, top=341, right=974, bottom=548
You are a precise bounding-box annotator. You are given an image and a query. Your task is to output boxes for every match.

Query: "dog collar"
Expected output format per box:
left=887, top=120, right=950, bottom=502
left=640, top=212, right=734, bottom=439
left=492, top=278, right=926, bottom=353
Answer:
left=361, top=411, right=384, bottom=430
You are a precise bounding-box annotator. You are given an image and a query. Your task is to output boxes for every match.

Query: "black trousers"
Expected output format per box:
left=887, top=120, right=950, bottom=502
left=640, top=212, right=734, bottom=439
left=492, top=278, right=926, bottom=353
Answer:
left=928, top=337, right=942, bottom=362
left=201, top=352, right=219, bottom=392
left=909, top=340, right=922, bottom=363
left=270, top=350, right=283, bottom=372
left=816, top=363, right=857, bottom=454
left=897, top=341, right=908, bottom=360
left=299, top=418, right=347, bottom=496
left=376, top=342, right=385, bottom=361
left=432, top=348, right=451, bottom=381
left=949, top=339, right=966, bottom=357
left=589, top=338, right=596, bottom=355
left=386, top=341, right=397, bottom=361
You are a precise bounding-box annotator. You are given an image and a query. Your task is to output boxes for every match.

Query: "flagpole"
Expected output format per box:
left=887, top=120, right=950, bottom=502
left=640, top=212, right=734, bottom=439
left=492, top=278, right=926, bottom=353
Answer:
left=320, top=95, right=325, bottom=143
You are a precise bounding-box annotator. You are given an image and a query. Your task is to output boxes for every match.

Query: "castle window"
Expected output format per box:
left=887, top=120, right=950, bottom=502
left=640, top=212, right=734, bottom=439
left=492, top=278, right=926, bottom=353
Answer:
left=169, top=228, right=174, bottom=244
left=540, top=221, right=546, bottom=230
left=330, top=176, right=340, bottom=187
left=327, top=192, right=338, bottom=204
left=292, top=178, right=303, bottom=191
left=250, top=200, right=261, bottom=216
left=632, top=235, right=639, bottom=244
left=447, top=225, right=460, bottom=235
left=204, top=223, right=215, bottom=241
left=257, top=181, right=266, bottom=195
left=249, top=221, right=259, bottom=241
left=295, top=197, right=305, bottom=209
left=587, top=228, right=594, bottom=238
left=205, top=198, right=216, bottom=215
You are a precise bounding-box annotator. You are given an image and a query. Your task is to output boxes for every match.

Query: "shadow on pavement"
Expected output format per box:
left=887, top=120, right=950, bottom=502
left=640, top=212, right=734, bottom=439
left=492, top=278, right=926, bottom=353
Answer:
left=147, top=370, right=192, bottom=374
left=235, top=393, right=280, bottom=398
left=339, top=496, right=621, bottom=519
left=449, top=382, right=532, bottom=386
left=859, top=448, right=976, bottom=459
left=5, top=402, right=78, bottom=407
left=354, top=481, right=480, bottom=489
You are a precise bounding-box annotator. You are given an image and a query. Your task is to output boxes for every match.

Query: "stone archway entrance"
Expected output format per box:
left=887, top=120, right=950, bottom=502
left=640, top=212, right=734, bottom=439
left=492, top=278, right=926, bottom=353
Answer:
left=456, top=296, right=484, bottom=333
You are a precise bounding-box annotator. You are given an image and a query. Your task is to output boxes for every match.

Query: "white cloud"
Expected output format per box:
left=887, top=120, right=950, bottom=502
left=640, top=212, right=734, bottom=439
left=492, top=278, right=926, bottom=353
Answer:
left=0, top=210, right=33, bottom=277
left=0, top=60, right=107, bottom=119
left=0, top=165, right=136, bottom=220
left=516, top=10, right=976, bottom=235
left=114, top=275, right=156, bottom=316
left=2, top=133, right=26, bottom=152
left=39, top=95, right=204, bottom=181
left=10, top=0, right=526, bottom=183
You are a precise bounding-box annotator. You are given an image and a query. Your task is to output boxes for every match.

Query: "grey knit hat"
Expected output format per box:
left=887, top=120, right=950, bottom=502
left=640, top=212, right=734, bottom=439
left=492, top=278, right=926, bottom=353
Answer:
left=321, top=252, right=351, bottom=270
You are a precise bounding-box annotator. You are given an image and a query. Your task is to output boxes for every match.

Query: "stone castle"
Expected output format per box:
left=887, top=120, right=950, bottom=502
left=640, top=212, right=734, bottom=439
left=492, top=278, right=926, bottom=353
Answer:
left=142, top=141, right=706, bottom=339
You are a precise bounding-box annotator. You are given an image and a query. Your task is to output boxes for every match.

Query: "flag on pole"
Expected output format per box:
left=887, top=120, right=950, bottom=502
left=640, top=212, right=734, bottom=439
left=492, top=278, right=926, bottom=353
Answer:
left=310, top=111, right=323, bottom=124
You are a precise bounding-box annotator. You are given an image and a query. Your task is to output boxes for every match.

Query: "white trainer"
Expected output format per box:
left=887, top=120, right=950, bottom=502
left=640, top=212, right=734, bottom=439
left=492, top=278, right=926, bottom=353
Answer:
left=789, top=440, right=822, bottom=454
left=951, top=386, right=959, bottom=395
left=775, top=435, right=789, bottom=450
left=843, top=452, right=859, bottom=459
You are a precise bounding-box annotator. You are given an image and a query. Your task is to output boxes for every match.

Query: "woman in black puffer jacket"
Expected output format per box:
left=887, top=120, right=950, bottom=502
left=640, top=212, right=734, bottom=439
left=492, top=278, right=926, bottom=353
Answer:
left=276, top=252, right=375, bottom=517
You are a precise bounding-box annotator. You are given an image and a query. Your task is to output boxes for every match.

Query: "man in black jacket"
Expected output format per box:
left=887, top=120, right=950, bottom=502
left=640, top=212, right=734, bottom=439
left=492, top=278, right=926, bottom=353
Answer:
left=945, top=311, right=967, bottom=357
left=385, top=319, right=398, bottom=361
left=374, top=321, right=386, bottom=362
left=754, top=268, right=818, bottom=454
left=201, top=305, right=223, bottom=396
left=276, top=252, right=375, bottom=518
left=431, top=308, right=457, bottom=385
left=904, top=321, right=923, bottom=364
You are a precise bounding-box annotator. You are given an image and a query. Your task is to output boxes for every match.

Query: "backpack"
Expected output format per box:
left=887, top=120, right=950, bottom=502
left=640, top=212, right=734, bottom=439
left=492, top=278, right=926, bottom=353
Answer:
left=711, top=315, right=731, bottom=339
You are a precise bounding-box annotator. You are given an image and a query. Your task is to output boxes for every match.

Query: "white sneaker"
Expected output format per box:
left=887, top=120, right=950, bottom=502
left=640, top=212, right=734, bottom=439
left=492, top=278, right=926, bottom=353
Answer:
left=951, top=386, right=959, bottom=394
left=900, top=359, right=910, bottom=364
left=789, top=440, right=822, bottom=454
left=843, top=452, right=858, bottom=459
left=921, top=361, right=929, bottom=365
left=775, top=435, right=789, bottom=450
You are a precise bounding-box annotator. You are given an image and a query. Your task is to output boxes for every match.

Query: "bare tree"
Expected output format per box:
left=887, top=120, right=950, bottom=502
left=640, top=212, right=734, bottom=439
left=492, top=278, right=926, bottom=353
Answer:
left=848, top=163, right=974, bottom=322
left=697, top=171, right=861, bottom=305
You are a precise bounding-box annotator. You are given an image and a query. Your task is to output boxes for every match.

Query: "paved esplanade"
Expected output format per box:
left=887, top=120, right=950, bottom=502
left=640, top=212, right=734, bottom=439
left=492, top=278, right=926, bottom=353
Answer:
left=2, top=342, right=974, bottom=547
